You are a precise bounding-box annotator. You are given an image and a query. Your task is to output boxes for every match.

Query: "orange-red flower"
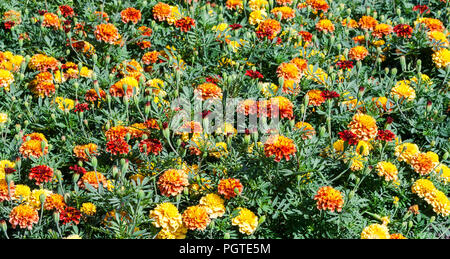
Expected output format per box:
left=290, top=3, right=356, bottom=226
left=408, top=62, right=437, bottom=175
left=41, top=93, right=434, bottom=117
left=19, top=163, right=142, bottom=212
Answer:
left=19, top=133, right=49, bottom=159
left=85, top=88, right=106, bottom=102
left=226, top=0, right=243, bottom=10
left=152, top=2, right=172, bottom=22
left=120, top=7, right=141, bottom=24
left=348, top=46, right=369, bottom=61
left=264, top=134, right=297, bottom=162
left=106, top=139, right=130, bottom=155
left=78, top=171, right=108, bottom=189
left=182, top=205, right=210, bottom=231
left=410, top=152, right=437, bottom=176
left=316, top=19, right=335, bottom=33
left=9, top=204, right=39, bottom=230
left=218, top=178, right=243, bottom=199
left=277, top=62, right=301, bottom=82
left=73, top=143, right=98, bottom=161
left=358, top=16, right=378, bottom=30
left=256, top=19, right=281, bottom=40
left=306, top=89, right=326, bottom=106
left=347, top=112, right=378, bottom=141
left=372, top=24, right=393, bottom=38
left=44, top=193, right=66, bottom=212
left=139, top=139, right=163, bottom=155
left=42, top=13, right=61, bottom=29
left=314, top=186, right=344, bottom=212
left=94, top=23, right=120, bottom=44
left=194, top=83, right=222, bottom=100
left=158, top=169, right=189, bottom=197
left=28, top=165, right=54, bottom=185
left=0, top=179, right=15, bottom=202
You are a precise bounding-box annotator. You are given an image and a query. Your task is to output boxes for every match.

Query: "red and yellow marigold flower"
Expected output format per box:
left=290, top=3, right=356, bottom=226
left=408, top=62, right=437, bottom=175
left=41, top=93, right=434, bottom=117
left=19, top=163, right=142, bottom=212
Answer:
left=264, top=134, right=297, bottom=162
left=94, top=23, right=120, bottom=44
left=78, top=171, right=109, bottom=189
left=256, top=19, right=281, bottom=40
left=277, top=62, right=301, bottom=82
left=9, top=204, right=39, bottom=230
left=0, top=179, right=15, bottom=202
left=306, top=89, right=326, bottom=106
left=314, top=186, right=344, bottom=212
left=28, top=54, right=60, bottom=72
left=347, top=113, right=378, bottom=141
left=182, top=205, right=210, bottom=231
left=152, top=2, right=172, bottom=22
left=218, top=178, right=243, bottom=199
left=42, top=13, right=61, bottom=29
left=294, top=122, right=316, bottom=139
left=316, top=19, right=335, bottom=33
left=231, top=207, right=259, bottom=235
left=271, top=6, right=295, bottom=20
left=372, top=24, right=393, bottom=38
left=226, top=0, right=244, bottom=10
left=139, top=138, right=163, bottom=155
left=73, top=143, right=98, bottom=161
left=348, top=46, right=369, bottom=61
left=19, top=133, right=49, bottom=159
left=120, top=7, right=141, bottom=24
left=410, top=152, right=438, bottom=176
left=194, top=83, right=222, bottom=100
left=358, top=16, right=378, bottom=30
left=28, top=165, right=54, bottom=185
left=158, top=169, right=189, bottom=197
left=109, top=76, right=139, bottom=97
left=44, top=193, right=65, bottom=212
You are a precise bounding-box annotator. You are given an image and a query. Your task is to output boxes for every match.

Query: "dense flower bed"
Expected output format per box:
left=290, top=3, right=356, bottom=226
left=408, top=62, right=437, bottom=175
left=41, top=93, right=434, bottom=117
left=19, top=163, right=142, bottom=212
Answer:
left=0, top=0, right=449, bottom=239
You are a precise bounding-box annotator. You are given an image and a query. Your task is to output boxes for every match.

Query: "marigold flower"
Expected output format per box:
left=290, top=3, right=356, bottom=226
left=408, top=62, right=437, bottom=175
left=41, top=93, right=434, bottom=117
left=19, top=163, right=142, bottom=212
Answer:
left=158, top=169, right=189, bottom=197
left=314, top=186, right=344, bottom=212
left=306, top=89, right=326, bottom=106
left=94, top=23, right=120, bottom=44
left=0, top=179, right=15, bottom=202
left=390, top=233, right=407, bottom=239
left=393, top=24, right=413, bottom=38
left=73, top=143, right=98, bottom=161
left=376, top=129, right=395, bottom=142
left=105, top=125, right=128, bottom=141
left=294, top=122, right=316, bottom=139
left=106, top=139, right=130, bottom=155
left=182, top=205, right=210, bottom=231
left=412, top=179, right=450, bottom=216
left=156, top=226, right=188, bottom=239
left=150, top=202, right=183, bottom=232
left=139, top=138, right=163, bottom=155
left=194, top=83, right=223, bottom=100
left=9, top=204, right=39, bottom=230
left=218, top=178, right=243, bottom=199
left=347, top=113, right=378, bottom=141
left=120, top=7, right=141, bottom=24
left=316, top=19, right=335, bottom=33
left=85, top=88, right=106, bottom=102
left=60, top=206, right=81, bottom=225
left=42, top=13, right=61, bottom=29
left=372, top=23, right=393, bottom=38
left=410, top=152, right=437, bottom=176
left=175, top=16, right=195, bottom=32
left=268, top=96, right=294, bottom=119
left=13, top=184, right=30, bottom=200
left=44, top=193, right=65, bottom=212
left=28, top=165, right=53, bottom=185
left=80, top=202, right=96, bottom=216
left=0, top=69, right=14, bottom=90
left=432, top=48, right=450, bottom=68
left=391, top=80, right=416, bottom=101
left=394, top=143, right=419, bottom=163
left=59, top=5, right=75, bottom=18
left=232, top=207, right=258, bottom=235
left=249, top=0, right=269, bottom=11
left=152, top=2, right=172, bottom=22
left=142, top=51, right=160, bottom=65
left=415, top=17, right=444, bottom=32
left=277, top=62, right=301, bottom=82
left=199, top=193, right=225, bottom=219
left=271, top=6, right=295, bottom=20
left=78, top=171, right=108, bottom=189
left=361, top=224, right=390, bottom=239
left=109, top=76, right=139, bottom=97
left=28, top=189, right=52, bottom=209
left=226, top=0, right=243, bottom=10
left=306, top=0, right=329, bottom=12
left=256, top=19, right=281, bottom=40
left=348, top=46, right=369, bottom=61
left=276, top=0, right=293, bottom=5
left=434, top=164, right=450, bottom=184
left=358, top=16, right=378, bottom=30
left=28, top=54, right=60, bottom=72
left=376, top=161, right=398, bottom=181
left=427, top=31, right=449, bottom=47
left=264, top=134, right=296, bottom=162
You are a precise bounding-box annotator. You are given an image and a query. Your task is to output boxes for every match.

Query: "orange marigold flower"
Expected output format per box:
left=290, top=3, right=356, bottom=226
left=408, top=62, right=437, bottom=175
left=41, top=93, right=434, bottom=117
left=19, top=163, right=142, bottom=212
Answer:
left=256, top=19, right=282, bottom=40
left=138, top=26, right=153, bottom=36
left=44, top=193, right=65, bottom=212
left=264, top=134, right=297, bottom=162
left=390, top=233, right=407, bottom=239
left=19, top=137, right=49, bottom=159
left=306, top=0, right=329, bottom=12
left=271, top=6, right=296, bottom=20
left=109, top=76, right=139, bottom=97
left=94, top=23, right=120, bottom=44
left=226, top=0, right=243, bottom=10
left=142, top=51, right=160, bottom=65
left=42, top=13, right=61, bottom=29
left=358, top=16, right=378, bottom=30
left=194, top=83, right=223, bottom=100
left=376, top=161, right=399, bottom=181
left=218, top=178, right=243, bottom=199
left=182, top=205, right=210, bottom=231
left=314, top=186, right=344, bottom=212
left=294, top=121, right=316, bottom=139
left=94, top=11, right=109, bottom=22
left=410, top=152, right=436, bottom=176
left=290, top=58, right=308, bottom=73
left=9, top=204, right=39, bottom=230
left=415, top=17, right=445, bottom=32
left=342, top=18, right=358, bottom=28
left=73, top=143, right=98, bottom=161
left=268, top=96, right=294, bottom=119
left=306, top=89, right=326, bottom=106
left=316, top=19, right=335, bottom=33
left=158, top=169, right=189, bottom=197
left=277, top=62, right=301, bottom=82
left=28, top=54, right=60, bottom=72
left=152, top=2, right=172, bottom=22
left=120, top=7, right=141, bottom=24
left=78, top=171, right=108, bottom=189
left=276, top=0, right=293, bottom=5
left=348, top=46, right=369, bottom=61
left=347, top=112, right=378, bottom=141
left=372, top=23, right=393, bottom=38
left=0, top=179, right=15, bottom=202
left=85, top=88, right=106, bottom=102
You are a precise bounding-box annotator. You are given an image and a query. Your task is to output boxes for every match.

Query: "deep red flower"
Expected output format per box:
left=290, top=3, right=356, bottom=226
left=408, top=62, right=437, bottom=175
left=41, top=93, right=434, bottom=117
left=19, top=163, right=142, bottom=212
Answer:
left=205, top=75, right=222, bottom=84
left=69, top=165, right=87, bottom=175
left=338, top=130, right=358, bottom=145
left=175, top=16, right=195, bottom=32
left=298, top=31, right=312, bottom=42
left=376, top=130, right=396, bottom=142
left=245, top=70, right=264, bottom=79
left=3, top=21, right=14, bottom=30
left=386, top=116, right=394, bottom=124
left=139, top=139, right=163, bottom=155
left=106, top=139, right=130, bottom=155
left=59, top=207, right=81, bottom=225
left=202, top=110, right=212, bottom=118
left=413, top=5, right=430, bottom=14
left=229, top=24, right=242, bottom=30
left=28, top=165, right=54, bottom=185
left=74, top=103, right=90, bottom=113
left=336, top=60, right=354, bottom=69
left=393, top=24, right=413, bottom=38
left=4, top=167, right=16, bottom=175
left=38, top=10, right=48, bottom=15
left=59, top=5, right=75, bottom=18
left=320, top=90, right=340, bottom=100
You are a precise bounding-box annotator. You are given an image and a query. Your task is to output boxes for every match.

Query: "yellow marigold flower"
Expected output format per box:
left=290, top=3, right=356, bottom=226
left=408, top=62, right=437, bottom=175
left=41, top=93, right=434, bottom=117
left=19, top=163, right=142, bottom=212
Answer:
left=249, top=0, right=269, bottom=11
left=13, top=184, right=31, bottom=200
left=391, top=80, right=416, bottom=102
left=54, top=97, right=75, bottom=112
left=332, top=139, right=345, bottom=154
left=9, top=204, right=39, bottom=230
left=166, top=6, right=182, bottom=25
left=249, top=9, right=267, bottom=25
left=428, top=190, right=450, bottom=216
left=376, top=161, right=399, bottom=181
left=348, top=46, right=369, bottom=61
left=226, top=0, right=243, bottom=10
left=355, top=140, right=372, bottom=156
left=434, top=164, right=450, bottom=184
left=182, top=205, right=211, bottom=231
left=258, top=82, right=279, bottom=97
left=294, top=122, right=316, bottom=139
left=361, top=224, right=390, bottom=239
left=410, top=74, right=432, bottom=88
left=427, top=31, right=449, bottom=47
left=27, top=189, right=52, bottom=209
left=316, top=19, right=335, bottom=33
left=28, top=54, right=60, bottom=72
left=349, top=153, right=365, bottom=171
left=209, top=142, right=228, bottom=159
left=109, top=76, right=139, bottom=97
left=0, top=159, right=14, bottom=179
left=394, top=142, right=419, bottom=163
left=150, top=202, right=183, bottom=232
left=199, top=193, right=226, bottom=219
left=314, top=186, right=344, bottom=212
left=156, top=225, right=188, bottom=239
left=231, top=207, right=258, bottom=235
left=80, top=202, right=97, bottom=216
left=305, top=65, right=328, bottom=85
left=411, top=179, right=436, bottom=203
left=410, top=152, right=438, bottom=176
left=432, top=48, right=450, bottom=68
left=348, top=113, right=378, bottom=141
left=0, top=69, right=14, bottom=90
